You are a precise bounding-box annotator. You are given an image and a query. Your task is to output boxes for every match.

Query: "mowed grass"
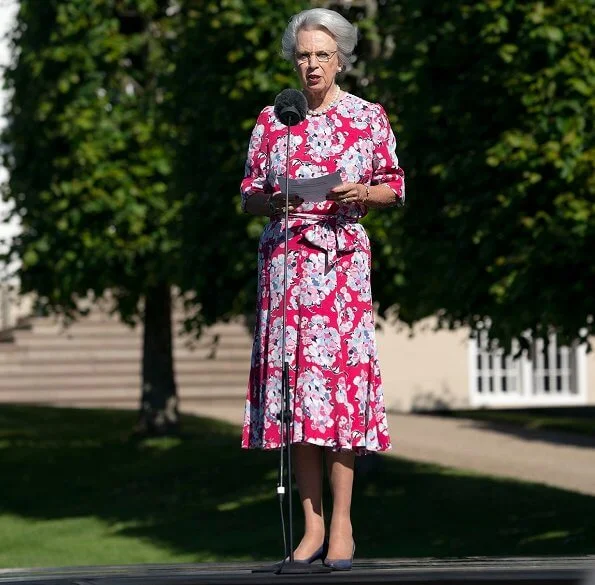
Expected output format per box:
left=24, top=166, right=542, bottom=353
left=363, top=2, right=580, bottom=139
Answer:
left=0, top=404, right=594, bottom=569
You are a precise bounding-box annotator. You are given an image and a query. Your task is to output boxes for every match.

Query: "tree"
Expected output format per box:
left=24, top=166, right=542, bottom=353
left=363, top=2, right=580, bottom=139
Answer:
left=0, top=0, right=310, bottom=433
left=358, top=0, right=595, bottom=350
left=167, top=0, right=309, bottom=331
left=1, top=0, right=188, bottom=434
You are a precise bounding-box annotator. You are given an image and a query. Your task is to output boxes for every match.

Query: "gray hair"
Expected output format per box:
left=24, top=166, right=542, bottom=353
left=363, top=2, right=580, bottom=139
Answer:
left=281, top=8, right=358, bottom=70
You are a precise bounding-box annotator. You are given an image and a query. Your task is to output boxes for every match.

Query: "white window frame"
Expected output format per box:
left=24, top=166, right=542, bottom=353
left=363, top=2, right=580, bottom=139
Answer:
left=468, top=331, right=588, bottom=407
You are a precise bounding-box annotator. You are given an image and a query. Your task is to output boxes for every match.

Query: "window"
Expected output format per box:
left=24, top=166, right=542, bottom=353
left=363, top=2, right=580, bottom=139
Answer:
left=469, top=331, right=587, bottom=407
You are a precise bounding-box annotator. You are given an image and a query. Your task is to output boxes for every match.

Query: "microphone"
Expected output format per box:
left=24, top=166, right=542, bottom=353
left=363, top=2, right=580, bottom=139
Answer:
left=270, top=85, right=309, bottom=575
left=274, top=89, right=308, bottom=126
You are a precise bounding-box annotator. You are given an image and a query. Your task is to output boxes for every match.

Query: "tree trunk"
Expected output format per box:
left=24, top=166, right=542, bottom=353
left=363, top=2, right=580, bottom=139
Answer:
left=137, top=282, right=180, bottom=435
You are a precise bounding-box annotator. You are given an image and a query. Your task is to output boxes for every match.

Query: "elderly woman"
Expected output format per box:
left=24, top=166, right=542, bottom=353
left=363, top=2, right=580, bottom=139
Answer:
left=241, top=8, right=405, bottom=570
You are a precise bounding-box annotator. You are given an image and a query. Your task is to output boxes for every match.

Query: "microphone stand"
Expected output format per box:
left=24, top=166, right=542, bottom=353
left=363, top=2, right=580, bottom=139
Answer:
left=253, top=110, right=330, bottom=575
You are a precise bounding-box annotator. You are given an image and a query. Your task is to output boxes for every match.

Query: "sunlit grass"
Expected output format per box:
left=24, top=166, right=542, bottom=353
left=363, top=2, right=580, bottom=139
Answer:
left=520, top=531, right=572, bottom=545
left=0, top=515, right=199, bottom=568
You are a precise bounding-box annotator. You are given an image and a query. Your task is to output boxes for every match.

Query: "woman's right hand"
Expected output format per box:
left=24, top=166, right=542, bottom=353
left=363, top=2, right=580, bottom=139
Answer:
left=268, top=192, right=304, bottom=215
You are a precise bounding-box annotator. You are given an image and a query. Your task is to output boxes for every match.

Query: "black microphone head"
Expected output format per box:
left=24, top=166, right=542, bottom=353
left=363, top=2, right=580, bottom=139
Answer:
left=274, top=88, right=308, bottom=126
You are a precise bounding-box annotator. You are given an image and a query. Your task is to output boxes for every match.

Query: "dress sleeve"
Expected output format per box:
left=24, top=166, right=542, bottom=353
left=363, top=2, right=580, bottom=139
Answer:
left=240, top=107, right=272, bottom=212
left=370, top=103, right=405, bottom=206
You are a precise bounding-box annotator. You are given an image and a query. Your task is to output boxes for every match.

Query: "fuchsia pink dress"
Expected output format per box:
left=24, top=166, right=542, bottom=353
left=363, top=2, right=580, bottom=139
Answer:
left=241, top=92, right=405, bottom=454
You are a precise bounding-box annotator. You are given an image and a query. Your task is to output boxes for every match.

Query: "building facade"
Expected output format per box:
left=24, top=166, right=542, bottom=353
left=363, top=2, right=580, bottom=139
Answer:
left=376, top=318, right=594, bottom=411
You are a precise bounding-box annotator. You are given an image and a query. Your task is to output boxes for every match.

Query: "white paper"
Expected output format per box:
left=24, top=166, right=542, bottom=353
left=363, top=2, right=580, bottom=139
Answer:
left=278, top=172, right=343, bottom=203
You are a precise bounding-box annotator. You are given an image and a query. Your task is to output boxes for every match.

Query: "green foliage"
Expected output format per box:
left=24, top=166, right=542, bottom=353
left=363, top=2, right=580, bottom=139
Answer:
left=0, top=0, right=311, bottom=330
left=1, top=0, right=180, bottom=318
left=167, top=0, right=309, bottom=330
left=3, top=0, right=593, bottom=353
left=360, top=0, right=595, bottom=349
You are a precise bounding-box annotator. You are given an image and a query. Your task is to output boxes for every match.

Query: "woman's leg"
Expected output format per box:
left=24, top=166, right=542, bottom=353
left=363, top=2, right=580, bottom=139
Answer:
left=293, top=443, right=326, bottom=559
left=325, top=449, right=356, bottom=559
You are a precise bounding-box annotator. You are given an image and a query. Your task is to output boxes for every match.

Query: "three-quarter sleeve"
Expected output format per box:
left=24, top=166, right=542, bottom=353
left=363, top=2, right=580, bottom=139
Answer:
left=241, top=108, right=271, bottom=212
left=370, top=103, right=405, bottom=206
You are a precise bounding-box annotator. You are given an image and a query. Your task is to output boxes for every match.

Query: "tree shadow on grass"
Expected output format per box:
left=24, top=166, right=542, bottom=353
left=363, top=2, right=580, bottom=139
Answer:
left=0, top=405, right=594, bottom=562
left=353, top=454, right=595, bottom=558
left=420, top=407, right=595, bottom=449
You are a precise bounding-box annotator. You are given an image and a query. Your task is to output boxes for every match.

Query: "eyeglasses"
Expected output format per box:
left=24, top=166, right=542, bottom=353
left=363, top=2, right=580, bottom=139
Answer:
left=295, top=50, right=338, bottom=63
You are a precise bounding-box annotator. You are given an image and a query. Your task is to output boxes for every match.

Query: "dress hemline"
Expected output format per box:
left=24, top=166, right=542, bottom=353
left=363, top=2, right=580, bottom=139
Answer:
left=241, top=438, right=393, bottom=456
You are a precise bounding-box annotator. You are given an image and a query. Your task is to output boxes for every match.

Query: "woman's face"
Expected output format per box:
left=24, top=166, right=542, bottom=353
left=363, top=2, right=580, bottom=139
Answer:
left=294, top=28, right=340, bottom=96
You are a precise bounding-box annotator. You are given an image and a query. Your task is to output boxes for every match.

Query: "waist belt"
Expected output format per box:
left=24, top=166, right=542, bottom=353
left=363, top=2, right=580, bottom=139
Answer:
left=280, top=212, right=361, bottom=267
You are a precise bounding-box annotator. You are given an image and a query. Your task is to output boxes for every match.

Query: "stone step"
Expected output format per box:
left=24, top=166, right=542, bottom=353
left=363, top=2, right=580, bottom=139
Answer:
left=0, top=347, right=252, bottom=362
left=24, top=321, right=251, bottom=338
left=8, top=332, right=251, bottom=349
left=0, top=358, right=249, bottom=375
left=26, top=314, right=249, bottom=329
left=0, top=370, right=248, bottom=389
left=0, top=386, right=247, bottom=403
left=0, top=309, right=254, bottom=409
left=26, top=310, right=244, bottom=323
left=37, top=396, right=246, bottom=411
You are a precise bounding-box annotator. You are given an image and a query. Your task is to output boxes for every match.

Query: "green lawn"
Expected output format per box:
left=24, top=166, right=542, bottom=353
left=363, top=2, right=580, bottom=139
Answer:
left=0, top=404, right=594, bottom=569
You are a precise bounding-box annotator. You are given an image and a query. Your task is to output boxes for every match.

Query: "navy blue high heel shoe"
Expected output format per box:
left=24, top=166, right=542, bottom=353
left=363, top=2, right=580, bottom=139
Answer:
left=323, top=542, right=355, bottom=571
left=273, top=539, right=329, bottom=568
left=294, top=540, right=328, bottom=564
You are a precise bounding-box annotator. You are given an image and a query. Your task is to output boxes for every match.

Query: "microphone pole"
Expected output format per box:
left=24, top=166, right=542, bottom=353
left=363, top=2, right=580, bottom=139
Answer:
left=253, top=89, right=330, bottom=575
left=279, top=112, right=293, bottom=563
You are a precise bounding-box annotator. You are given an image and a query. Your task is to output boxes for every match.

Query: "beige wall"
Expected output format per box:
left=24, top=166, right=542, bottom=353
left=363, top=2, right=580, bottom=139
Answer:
left=376, top=318, right=595, bottom=411
left=586, top=349, right=595, bottom=404
left=376, top=317, right=470, bottom=412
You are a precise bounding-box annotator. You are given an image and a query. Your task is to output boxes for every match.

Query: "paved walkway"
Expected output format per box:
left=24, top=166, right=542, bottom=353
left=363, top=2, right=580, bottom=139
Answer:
left=185, top=403, right=595, bottom=497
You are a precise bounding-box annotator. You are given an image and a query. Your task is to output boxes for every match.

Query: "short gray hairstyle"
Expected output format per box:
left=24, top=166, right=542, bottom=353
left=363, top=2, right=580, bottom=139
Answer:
left=281, top=8, right=358, bottom=70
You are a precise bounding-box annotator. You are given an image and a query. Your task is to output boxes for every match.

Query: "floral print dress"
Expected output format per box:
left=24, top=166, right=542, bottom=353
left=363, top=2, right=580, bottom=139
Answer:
left=241, top=92, right=405, bottom=454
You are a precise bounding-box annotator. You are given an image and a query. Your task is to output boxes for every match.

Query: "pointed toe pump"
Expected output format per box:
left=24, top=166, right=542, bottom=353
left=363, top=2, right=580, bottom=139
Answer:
left=323, top=542, right=355, bottom=571
left=274, top=539, right=329, bottom=568
left=297, top=540, right=328, bottom=564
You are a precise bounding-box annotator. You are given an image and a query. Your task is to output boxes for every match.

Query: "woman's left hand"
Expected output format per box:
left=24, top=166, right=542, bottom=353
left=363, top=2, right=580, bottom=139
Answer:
left=326, top=182, right=368, bottom=204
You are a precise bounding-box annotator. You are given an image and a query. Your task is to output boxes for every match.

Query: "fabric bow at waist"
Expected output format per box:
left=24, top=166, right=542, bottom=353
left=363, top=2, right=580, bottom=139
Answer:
left=285, top=212, right=361, bottom=267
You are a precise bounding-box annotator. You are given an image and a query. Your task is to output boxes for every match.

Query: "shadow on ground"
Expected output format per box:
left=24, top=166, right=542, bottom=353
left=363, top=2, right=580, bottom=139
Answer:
left=418, top=406, right=595, bottom=449
left=0, top=404, right=594, bottom=561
